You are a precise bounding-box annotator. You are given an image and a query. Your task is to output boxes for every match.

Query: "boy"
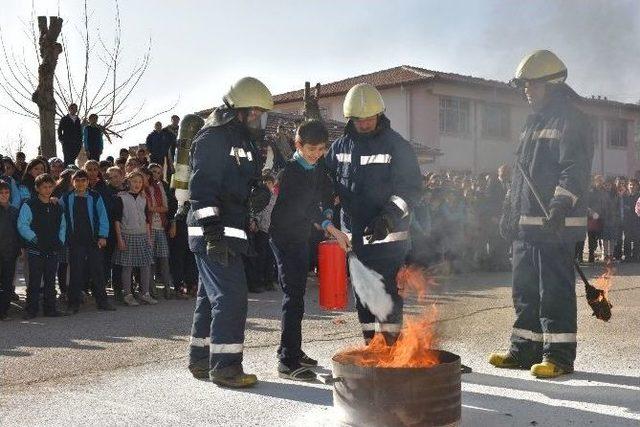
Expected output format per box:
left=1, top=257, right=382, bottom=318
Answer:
left=82, top=114, right=104, bottom=161
left=17, top=174, right=67, bottom=319
left=269, top=120, right=350, bottom=381
left=60, top=170, right=115, bottom=313
left=0, top=181, right=19, bottom=320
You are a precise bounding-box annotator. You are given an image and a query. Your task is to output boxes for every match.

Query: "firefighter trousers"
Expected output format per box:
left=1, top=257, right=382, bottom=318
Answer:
left=189, top=252, right=248, bottom=372
left=509, top=240, right=577, bottom=370
left=354, top=256, right=404, bottom=344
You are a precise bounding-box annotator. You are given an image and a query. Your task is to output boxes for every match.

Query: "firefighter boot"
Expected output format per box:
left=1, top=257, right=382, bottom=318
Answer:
left=209, top=365, right=258, bottom=388
left=531, top=360, right=571, bottom=378
left=488, top=352, right=522, bottom=369
left=188, top=358, right=210, bottom=379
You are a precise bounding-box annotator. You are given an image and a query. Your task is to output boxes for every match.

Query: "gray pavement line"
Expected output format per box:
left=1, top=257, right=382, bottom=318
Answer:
left=438, top=304, right=513, bottom=323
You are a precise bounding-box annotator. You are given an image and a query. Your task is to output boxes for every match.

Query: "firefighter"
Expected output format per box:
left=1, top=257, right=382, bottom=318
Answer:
left=325, top=83, right=422, bottom=344
left=187, top=77, right=273, bottom=388
left=490, top=50, right=594, bottom=378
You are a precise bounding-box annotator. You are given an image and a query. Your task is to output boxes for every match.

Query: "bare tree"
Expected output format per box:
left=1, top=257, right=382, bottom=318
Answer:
left=0, top=129, right=27, bottom=158
left=0, top=1, right=176, bottom=156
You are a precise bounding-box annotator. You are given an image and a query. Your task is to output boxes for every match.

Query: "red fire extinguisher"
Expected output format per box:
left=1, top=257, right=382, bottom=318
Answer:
left=317, top=240, right=348, bottom=310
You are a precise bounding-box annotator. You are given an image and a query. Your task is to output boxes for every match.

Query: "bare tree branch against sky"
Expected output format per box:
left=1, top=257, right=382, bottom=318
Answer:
left=0, top=0, right=638, bottom=158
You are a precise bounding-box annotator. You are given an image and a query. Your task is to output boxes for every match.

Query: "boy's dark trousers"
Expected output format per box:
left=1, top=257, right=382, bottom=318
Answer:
left=68, top=244, right=109, bottom=309
left=169, top=220, right=198, bottom=291
left=25, top=252, right=58, bottom=316
left=0, top=252, right=18, bottom=316
left=269, top=238, right=309, bottom=367
left=253, top=231, right=275, bottom=287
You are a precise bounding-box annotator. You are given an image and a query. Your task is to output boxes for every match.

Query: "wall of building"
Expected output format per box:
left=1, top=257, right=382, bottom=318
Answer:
left=274, top=83, right=640, bottom=177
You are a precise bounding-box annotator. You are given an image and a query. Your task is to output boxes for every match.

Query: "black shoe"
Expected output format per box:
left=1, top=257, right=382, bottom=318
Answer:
left=300, top=352, right=318, bottom=367
left=97, top=302, right=116, bottom=311
left=68, top=304, right=80, bottom=314
left=114, top=291, right=124, bottom=303
left=22, top=312, right=37, bottom=320
left=278, top=363, right=317, bottom=382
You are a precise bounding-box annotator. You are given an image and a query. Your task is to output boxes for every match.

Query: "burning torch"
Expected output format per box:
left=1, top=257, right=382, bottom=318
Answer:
left=516, top=162, right=612, bottom=321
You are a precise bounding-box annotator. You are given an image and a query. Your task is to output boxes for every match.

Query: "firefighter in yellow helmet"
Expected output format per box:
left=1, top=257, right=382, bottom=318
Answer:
left=187, top=76, right=273, bottom=388
left=325, top=83, right=422, bottom=345
left=490, top=50, right=594, bottom=378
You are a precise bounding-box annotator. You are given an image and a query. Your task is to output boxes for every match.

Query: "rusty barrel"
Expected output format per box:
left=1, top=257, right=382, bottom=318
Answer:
left=331, top=350, right=461, bottom=427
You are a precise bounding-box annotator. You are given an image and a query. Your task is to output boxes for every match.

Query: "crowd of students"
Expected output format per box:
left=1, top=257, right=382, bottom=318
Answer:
left=2, top=139, right=640, bottom=321
left=0, top=148, right=197, bottom=320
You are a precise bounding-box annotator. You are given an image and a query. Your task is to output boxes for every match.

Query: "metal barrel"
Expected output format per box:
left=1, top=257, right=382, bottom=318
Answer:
left=331, top=350, right=461, bottom=427
left=170, top=114, right=205, bottom=207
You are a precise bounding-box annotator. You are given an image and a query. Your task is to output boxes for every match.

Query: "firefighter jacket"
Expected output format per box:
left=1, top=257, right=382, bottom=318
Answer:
left=325, top=115, right=422, bottom=260
left=186, top=106, right=261, bottom=255
left=502, top=86, right=594, bottom=243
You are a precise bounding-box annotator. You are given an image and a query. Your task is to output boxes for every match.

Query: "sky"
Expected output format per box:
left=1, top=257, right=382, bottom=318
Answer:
left=0, top=0, right=639, bottom=159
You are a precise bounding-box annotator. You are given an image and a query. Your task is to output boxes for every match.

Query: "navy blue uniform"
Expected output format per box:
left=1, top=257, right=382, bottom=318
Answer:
left=187, top=107, right=260, bottom=373
left=325, top=115, right=422, bottom=341
left=501, top=86, right=593, bottom=370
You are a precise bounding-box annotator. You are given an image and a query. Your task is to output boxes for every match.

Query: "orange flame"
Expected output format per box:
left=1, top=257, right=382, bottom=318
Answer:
left=336, top=265, right=440, bottom=368
left=595, top=261, right=614, bottom=301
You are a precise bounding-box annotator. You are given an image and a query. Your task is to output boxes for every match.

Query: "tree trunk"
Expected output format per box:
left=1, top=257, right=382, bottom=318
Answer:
left=31, top=16, right=63, bottom=158
left=303, top=81, right=322, bottom=121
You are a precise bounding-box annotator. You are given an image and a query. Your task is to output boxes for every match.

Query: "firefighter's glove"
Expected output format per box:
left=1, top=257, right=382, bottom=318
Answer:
left=204, top=223, right=235, bottom=267
left=249, top=182, right=271, bottom=214
left=364, top=214, right=394, bottom=244
left=542, top=207, right=565, bottom=235
left=585, top=285, right=613, bottom=322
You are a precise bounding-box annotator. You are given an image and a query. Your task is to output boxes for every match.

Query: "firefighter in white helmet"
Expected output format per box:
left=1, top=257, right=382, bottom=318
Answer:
left=490, top=50, right=594, bottom=378
left=187, top=77, right=273, bottom=388
left=325, top=83, right=422, bottom=344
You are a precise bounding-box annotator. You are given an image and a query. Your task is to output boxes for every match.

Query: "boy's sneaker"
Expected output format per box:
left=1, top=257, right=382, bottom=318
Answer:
left=278, top=363, right=317, bottom=382
left=139, top=293, right=158, bottom=305
left=300, top=352, right=318, bottom=367
left=123, top=294, right=139, bottom=306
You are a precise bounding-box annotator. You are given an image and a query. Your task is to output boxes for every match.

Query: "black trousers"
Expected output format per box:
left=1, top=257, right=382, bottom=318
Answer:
left=26, top=252, right=58, bottom=315
left=270, top=238, right=309, bottom=367
left=62, top=143, right=81, bottom=166
left=0, top=252, right=18, bottom=316
left=587, top=230, right=601, bottom=261
left=247, top=231, right=275, bottom=287
left=68, top=244, right=108, bottom=308
left=169, top=221, right=198, bottom=291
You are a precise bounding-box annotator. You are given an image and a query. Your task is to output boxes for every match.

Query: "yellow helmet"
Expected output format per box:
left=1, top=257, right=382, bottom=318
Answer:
left=343, top=83, right=385, bottom=119
left=512, top=50, right=567, bottom=87
left=223, top=77, right=274, bottom=111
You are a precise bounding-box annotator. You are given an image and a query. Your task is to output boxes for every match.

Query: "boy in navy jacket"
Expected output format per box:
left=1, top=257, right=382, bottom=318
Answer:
left=60, top=170, right=115, bottom=313
left=269, top=120, right=350, bottom=381
left=18, top=174, right=66, bottom=319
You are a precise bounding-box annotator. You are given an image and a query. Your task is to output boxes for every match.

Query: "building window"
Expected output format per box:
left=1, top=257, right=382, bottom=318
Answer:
left=607, top=119, right=628, bottom=148
left=439, top=96, right=469, bottom=134
left=482, top=103, right=510, bottom=139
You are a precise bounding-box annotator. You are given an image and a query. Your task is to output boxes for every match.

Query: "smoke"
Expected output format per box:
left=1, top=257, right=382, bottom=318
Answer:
left=348, top=253, right=394, bottom=321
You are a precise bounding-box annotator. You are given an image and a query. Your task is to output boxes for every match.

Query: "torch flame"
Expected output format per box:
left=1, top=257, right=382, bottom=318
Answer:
left=336, top=264, right=440, bottom=368
left=595, top=260, right=614, bottom=300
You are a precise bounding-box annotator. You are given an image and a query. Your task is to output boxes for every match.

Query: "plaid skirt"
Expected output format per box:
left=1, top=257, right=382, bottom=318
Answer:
left=151, top=228, right=170, bottom=258
left=112, top=232, right=154, bottom=267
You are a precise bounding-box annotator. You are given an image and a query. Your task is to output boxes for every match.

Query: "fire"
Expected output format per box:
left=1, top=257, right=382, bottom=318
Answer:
left=336, top=264, right=440, bottom=368
left=595, top=260, right=614, bottom=300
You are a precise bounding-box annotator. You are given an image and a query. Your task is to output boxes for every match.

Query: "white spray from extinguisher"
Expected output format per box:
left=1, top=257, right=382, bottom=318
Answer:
left=347, top=252, right=393, bottom=321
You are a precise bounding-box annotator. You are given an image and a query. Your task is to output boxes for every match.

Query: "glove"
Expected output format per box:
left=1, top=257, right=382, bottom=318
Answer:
left=249, top=182, right=271, bottom=214
left=203, top=222, right=234, bottom=266
left=542, top=207, right=565, bottom=235
left=364, top=214, right=394, bottom=244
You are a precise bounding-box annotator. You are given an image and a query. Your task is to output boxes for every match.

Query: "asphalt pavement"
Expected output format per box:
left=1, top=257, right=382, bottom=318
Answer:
left=1, top=262, right=639, bottom=426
